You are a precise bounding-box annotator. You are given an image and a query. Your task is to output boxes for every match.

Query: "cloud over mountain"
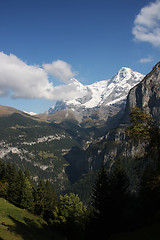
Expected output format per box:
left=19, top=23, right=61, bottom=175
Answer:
left=132, top=0, right=160, bottom=47
left=0, top=52, right=82, bottom=101
left=43, top=60, right=77, bottom=83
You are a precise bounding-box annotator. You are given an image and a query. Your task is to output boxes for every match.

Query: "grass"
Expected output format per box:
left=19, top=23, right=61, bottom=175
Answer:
left=0, top=198, right=65, bottom=240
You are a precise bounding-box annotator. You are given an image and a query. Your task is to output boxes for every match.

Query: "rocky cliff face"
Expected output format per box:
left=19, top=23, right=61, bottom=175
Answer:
left=123, top=62, right=160, bottom=123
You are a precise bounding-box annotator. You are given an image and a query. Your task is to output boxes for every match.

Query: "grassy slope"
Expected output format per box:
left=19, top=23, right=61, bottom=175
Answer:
left=0, top=198, right=65, bottom=240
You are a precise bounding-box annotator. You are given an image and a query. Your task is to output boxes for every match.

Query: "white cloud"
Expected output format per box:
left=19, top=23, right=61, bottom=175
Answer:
left=43, top=60, right=77, bottom=83
left=132, top=0, right=160, bottom=47
left=0, top=52, right=82, bottom=101
left=139, top=56, right=153, bottom=63
left=0, top=52, right=54, bottom=99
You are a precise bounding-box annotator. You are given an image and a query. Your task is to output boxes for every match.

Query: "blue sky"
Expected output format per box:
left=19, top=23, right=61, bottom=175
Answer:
left=0, top=0, right=160, bottom=113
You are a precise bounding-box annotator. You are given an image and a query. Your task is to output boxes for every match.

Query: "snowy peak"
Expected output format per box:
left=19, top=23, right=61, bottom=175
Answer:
left=104, top=67, right=144, bottom=106
left=111, top=67, right=143, bottom=84
left=117, top=67, right=132, bottom=78
left=48, top=67, right=145, bottom=122
left=112, top=67, right=131, bottom=83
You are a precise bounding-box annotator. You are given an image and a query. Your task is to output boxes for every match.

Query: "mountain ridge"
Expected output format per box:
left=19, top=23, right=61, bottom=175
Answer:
left=48, top=67, right=144, bottom=123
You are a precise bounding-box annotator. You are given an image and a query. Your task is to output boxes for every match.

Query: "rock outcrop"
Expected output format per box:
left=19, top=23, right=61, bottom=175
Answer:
left=123, top=62, right=160, bottom=123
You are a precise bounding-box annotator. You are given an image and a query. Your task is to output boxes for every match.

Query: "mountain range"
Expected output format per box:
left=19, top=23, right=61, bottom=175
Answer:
left=47, top=67, right=144, bottom=124
left=0, top=62, right=160, bottom=201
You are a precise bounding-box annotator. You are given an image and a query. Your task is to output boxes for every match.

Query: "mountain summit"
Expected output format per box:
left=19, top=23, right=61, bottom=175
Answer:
left=48, top=67, right=144, bottom=124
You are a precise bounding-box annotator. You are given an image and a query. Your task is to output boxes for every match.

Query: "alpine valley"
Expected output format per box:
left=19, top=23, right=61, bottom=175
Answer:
left=0, top=63, right=160, bottom=202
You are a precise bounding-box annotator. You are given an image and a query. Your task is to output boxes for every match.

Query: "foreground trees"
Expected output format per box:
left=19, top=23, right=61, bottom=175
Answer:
left=0, top=157, right=160, bottom=239
left=87, top=163, right=129, bottom=238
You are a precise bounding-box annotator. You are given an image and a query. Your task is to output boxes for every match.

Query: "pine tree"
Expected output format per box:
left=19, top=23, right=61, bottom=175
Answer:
left=89, top=164, right=111, bottom=239
left=110, top=159, right=129, bottom=198
left=34, top=180, right=45, bottom=216
left=90, top=164, right=109, bottom=218
left=109, top=160, right=129, bottom=232
left=20, top=176, right=34, bottom=212
left=9, top=169, right=24, bottom=206
left=43, top=180, right=57, bottom=221
left=7, top=169, right=32, bottom=210
left=6, top=163, right=17, bottom=201
left=0, top=161, right=7, bottom=182
left=0, top=162, right=34, bottom=212
left=88, top=162, right=130, bottom=237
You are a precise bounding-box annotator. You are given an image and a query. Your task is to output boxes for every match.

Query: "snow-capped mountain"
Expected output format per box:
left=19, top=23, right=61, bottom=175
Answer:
left=48, top=67, right=144, bottom=123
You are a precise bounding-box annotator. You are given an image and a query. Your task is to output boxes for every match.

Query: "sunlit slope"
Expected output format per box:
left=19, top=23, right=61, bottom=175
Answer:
left=0, top=198, right=65, bottom=240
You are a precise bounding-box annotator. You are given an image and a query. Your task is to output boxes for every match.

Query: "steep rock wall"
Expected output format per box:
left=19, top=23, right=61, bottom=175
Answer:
left=124, top=62, right=160, bottom=123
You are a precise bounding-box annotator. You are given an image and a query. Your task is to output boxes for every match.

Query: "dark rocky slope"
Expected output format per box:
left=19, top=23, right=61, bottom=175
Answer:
left=123, top=61, right=160, bottom=123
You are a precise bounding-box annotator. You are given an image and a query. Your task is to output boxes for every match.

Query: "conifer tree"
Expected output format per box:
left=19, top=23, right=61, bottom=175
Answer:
left=7, top=169, right=33, bottom=211
left=0, top=161, right=7, bottom=182
left=43, top=180, right=57, bottom=221
left=88, top=162, right=130, bottom=237
left=109, top=160, right=129, bottom=232
left=9, top=169, right=24, bottom=206
left=110, top=159, right=129, bottom=198
left=6, top=163, right=17, bottom=200
left=90, top=164, right=109, bottom=219
left=89, top=164, right=111, bottom=239
left=20, top=176, right=34, bottom=212
left=34, top=180, right=45, bottom=215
